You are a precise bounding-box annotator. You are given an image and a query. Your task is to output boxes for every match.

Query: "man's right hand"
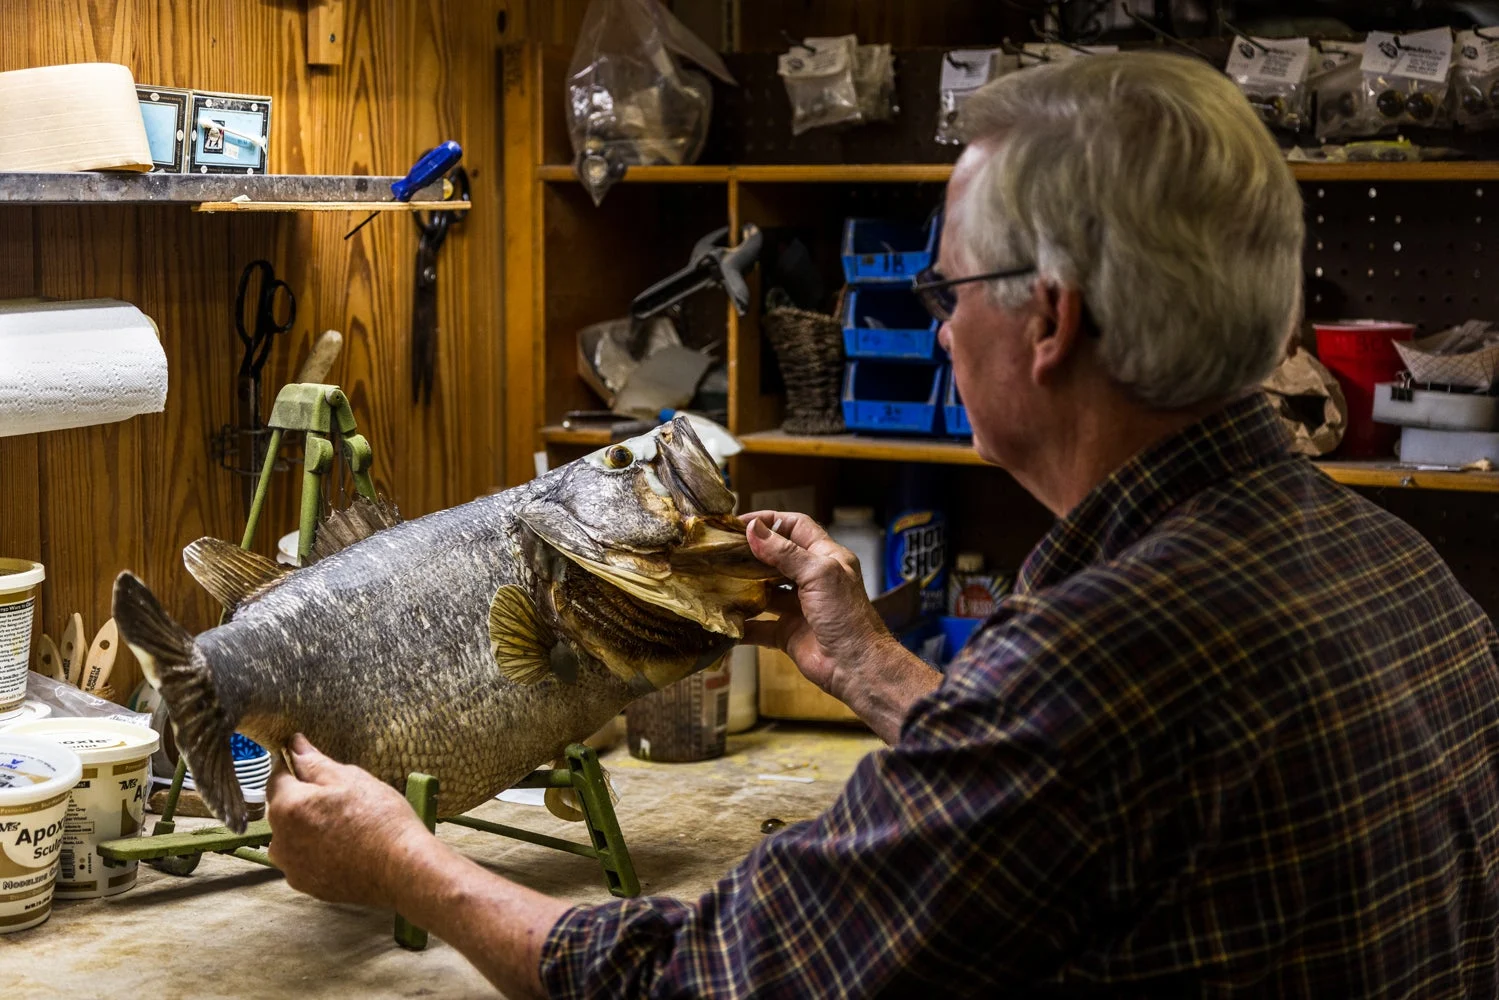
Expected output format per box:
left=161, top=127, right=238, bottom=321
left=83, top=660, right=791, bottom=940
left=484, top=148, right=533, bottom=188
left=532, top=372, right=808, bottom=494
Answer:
left=742, top=511, right=941, bottom=743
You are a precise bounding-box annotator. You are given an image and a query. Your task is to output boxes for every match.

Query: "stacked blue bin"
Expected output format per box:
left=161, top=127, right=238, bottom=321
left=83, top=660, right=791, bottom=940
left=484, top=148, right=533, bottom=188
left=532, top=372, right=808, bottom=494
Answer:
left=838, top=213, right=953, bottom=437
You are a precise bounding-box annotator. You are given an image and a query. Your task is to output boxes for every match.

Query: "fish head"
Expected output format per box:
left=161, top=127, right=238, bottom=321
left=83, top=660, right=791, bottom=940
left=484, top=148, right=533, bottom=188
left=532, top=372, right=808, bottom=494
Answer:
left=511, top=416, right=781, bottom=692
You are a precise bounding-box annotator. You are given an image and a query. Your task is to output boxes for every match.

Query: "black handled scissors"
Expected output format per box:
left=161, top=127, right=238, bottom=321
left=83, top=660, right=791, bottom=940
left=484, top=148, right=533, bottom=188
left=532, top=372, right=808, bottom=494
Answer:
left=411, top=165, right=469, bottom=405
left=233, top=259, right=296, bottom=507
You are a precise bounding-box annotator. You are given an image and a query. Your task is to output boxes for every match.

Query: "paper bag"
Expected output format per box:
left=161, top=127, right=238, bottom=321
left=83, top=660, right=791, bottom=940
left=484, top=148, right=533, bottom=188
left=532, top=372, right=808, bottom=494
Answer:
left=1262, top=347, right=1347, bottom=456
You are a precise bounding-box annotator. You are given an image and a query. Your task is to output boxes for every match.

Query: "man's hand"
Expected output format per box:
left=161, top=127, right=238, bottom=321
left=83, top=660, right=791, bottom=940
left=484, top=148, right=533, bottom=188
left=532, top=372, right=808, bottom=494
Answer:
left=742, top=511, right=941, bottom=743
left=266, top=733, right=437, bottom=910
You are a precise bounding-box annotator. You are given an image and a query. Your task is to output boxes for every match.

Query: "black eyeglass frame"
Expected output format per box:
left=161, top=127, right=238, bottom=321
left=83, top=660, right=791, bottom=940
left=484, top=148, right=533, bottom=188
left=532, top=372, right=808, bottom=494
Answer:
left=911, top=264, right=1038, bottom=322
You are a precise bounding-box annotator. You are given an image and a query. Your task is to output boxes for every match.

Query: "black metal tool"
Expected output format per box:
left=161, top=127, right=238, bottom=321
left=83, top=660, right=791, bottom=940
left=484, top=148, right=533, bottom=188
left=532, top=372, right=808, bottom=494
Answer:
left=411, top=166, right=469, bottom=405
left=233, top=258, right=296, bottom=508
left=630, top=224, right=763, bottom=320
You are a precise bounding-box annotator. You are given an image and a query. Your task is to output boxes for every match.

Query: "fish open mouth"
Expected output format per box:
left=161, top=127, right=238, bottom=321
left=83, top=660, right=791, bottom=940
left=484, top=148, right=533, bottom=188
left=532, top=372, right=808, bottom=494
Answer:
left=520, top=417, right=781, bottom=639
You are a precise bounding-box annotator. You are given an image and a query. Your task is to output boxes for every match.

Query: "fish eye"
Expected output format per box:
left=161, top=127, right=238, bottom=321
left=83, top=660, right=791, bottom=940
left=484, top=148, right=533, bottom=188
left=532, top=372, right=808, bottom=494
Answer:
left=604, top=444, right=633, bottom=469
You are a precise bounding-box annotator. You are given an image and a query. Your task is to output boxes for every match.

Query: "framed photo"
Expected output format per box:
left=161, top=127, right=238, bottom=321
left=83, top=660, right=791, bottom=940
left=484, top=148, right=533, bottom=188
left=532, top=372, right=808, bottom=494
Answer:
left=188, top=91, right=271, bottom=175
left=135, top=87, right=190, bottom=172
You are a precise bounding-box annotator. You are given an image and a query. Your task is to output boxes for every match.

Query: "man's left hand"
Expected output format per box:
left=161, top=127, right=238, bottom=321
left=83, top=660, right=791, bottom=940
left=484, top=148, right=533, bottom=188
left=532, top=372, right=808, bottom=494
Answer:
left=266, top=733, right=435, bottom=910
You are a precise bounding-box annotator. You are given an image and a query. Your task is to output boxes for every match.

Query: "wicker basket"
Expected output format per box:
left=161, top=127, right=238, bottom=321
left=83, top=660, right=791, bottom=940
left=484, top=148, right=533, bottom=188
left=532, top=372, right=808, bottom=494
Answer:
left=762, top=306, right=846, bottom=435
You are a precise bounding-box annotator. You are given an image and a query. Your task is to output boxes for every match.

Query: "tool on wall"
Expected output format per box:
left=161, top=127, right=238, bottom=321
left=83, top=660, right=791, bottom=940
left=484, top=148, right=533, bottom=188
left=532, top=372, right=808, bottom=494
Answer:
left=230, top=259, right=297, bottom=510
left=630, top=224, right=763, bottom=320
left=343, top=140, right=463, bottom=241
left=411, top=165, right=469, bottom=404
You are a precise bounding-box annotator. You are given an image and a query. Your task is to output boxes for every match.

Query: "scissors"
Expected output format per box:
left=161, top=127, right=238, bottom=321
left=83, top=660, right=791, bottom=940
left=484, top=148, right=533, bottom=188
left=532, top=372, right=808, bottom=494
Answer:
left=234, top=259, right=296, bottom=505
left=411, top=166, right=469, bottom=405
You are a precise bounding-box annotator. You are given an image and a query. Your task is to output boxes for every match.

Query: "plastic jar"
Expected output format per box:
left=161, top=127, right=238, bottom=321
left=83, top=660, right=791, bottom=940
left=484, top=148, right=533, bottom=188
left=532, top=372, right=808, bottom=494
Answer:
left=0, top=733, right=81, bottom=932
left=827, top=506, right=884, bottom=599
left=3, top=718, right=158, bottom=899
left=0, top=559, right=45, bottom=720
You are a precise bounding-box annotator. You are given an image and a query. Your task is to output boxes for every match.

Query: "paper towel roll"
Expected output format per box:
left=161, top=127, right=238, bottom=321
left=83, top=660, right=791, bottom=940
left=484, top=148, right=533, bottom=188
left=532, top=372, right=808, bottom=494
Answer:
left=0, top=299, right=168, bottom=437
left=0, top=63, right=153, bottom=172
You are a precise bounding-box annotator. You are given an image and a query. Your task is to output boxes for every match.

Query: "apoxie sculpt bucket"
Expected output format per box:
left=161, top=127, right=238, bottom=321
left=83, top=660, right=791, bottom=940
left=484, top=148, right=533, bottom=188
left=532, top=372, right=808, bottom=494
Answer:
left=0, top=559, right=45, bottom=720
left=0, top=733, right=82, bottom=932
left=1, top=718, right=157, bottom=899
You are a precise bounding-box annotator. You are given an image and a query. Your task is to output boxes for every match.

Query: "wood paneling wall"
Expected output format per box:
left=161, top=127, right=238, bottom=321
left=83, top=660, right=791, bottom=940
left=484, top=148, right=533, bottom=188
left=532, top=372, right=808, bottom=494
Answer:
left=0, top=0, right=507, bottom=703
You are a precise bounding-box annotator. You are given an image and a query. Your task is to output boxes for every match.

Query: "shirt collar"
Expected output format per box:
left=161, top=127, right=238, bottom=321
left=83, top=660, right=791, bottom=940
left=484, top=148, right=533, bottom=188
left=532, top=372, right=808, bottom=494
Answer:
left=1015, top=392, right=1294, bottom=595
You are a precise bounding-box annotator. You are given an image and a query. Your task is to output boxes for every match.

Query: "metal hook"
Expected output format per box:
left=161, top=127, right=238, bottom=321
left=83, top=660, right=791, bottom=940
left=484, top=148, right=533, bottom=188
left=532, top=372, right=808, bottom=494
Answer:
left=1119, top=4, right=1217, bottom=64
left=1000, top=39, right=1051, bottom=64
left=944, top=50, right=990, bottom=71
left=1027, top=19, right=1099, bottom=56
left=780, top=30, right=816, bottom=55
left=1222, top=21, right=1271, bottom=54
left=1475, top=26, right=1499, bottom=42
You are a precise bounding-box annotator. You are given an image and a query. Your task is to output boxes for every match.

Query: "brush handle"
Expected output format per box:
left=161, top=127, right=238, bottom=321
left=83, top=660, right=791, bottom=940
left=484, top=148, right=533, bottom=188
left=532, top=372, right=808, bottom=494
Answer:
left=82, top=618, right=118, bottom=693
left=61, top=612, right=86, bottom=687
left=33, top=634, right=63, bottom=680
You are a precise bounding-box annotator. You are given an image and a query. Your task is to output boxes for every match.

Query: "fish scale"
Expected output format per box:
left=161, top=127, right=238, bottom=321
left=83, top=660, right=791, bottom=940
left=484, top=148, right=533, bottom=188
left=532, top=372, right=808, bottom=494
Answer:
left=114, top=416, right=782, bottom=833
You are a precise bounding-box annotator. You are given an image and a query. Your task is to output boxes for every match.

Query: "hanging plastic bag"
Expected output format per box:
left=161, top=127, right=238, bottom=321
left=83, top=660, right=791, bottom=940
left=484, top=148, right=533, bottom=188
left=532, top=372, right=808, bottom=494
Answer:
left=852, top=42, right=897, bottom=123
left=1451, top=30, right=1499, bottom=130
left=935, top=48, right=1006, bottom=145
left=779, top=35, right=862, bottom=135
left=1311, top=40, right=1369, bottom=141
left=1226, top=36, right=1311, bottom=133
left=1361, top=28, right=1453, bottom=131
left=566, top=0, right=736, bottom=205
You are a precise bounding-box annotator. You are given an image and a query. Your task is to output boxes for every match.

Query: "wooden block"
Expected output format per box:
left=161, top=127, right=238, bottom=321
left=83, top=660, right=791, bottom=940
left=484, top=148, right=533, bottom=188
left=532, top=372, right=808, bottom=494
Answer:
left=307, top=0, right=345, bottom=66
left=756, top=647, right=857, bottom=722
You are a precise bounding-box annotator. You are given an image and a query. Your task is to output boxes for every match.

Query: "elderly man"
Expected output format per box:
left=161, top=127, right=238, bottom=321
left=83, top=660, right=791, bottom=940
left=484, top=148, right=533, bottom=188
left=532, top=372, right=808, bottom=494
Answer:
left=267, top=52, right=1499, bottom=996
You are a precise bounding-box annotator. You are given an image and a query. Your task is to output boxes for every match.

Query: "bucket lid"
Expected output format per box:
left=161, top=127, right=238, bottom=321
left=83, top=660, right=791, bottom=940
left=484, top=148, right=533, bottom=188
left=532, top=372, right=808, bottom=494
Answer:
left=0, top=734, right=82, bottom=804
left=2, top=717, right=158, bottom=763
left=0, top=702, right=52, bottom=726
left=0, top=559, right=44, bottom=594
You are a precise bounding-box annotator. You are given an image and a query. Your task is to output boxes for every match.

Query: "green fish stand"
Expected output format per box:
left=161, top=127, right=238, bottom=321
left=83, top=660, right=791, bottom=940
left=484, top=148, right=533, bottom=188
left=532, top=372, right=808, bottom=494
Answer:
left=98, top=382, right=640, bottom=950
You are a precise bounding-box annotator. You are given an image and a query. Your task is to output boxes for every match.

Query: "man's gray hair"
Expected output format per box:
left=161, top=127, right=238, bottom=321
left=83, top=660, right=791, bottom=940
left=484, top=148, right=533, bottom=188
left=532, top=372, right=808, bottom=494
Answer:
left=955, top=51, right=1304, bottom=409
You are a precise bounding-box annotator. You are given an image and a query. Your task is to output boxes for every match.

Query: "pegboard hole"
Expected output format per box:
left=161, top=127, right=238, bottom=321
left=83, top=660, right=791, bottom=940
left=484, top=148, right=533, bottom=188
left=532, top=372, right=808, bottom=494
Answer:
left=1393, top=241, right=1402, bottom=252
left=1315, top=266, right=1324, bottom=277
left=1317, top=215, right=1326, bottom=224
left=1368, top=187, right=1378, bottom=199
left=1314, top=293, right=1323, bottom=303
left=1367, top=268, right=1376, bottom=277
left=1478, top=188, right=1485, bottom=198
left=1394, top=268, right=1402, bottom=277
left=1394, top=214, right=1403, bottom=224
left=1477, top=243, right=1486, bottom=253
left=1316, top=240, right=1325, bottom=251
left=1317, top=188, right=1326, bottom=198
left=1369, top=215, right=1377, bottom=223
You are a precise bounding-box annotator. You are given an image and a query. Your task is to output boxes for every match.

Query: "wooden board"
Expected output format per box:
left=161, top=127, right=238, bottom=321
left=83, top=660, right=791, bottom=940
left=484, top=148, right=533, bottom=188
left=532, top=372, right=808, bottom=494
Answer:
left=2, top=0, right=508, bottom=703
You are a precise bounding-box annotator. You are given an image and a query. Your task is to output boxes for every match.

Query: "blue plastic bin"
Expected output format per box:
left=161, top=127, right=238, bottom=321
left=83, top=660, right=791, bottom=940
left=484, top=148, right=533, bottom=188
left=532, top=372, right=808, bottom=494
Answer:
left=939, top=616, right=982, bottom=665
left=840, top=213, right=941, bottom=285
left=943, top=367, right=972, bottom=437
left=841, top=361, right=944, bottom=436
left=842, top=288, right=943, bottom=360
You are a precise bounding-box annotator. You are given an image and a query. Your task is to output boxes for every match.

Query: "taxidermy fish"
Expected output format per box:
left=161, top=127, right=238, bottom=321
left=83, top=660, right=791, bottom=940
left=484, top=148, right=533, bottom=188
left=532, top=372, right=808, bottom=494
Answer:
left=113, top=416, right=779, bottom=834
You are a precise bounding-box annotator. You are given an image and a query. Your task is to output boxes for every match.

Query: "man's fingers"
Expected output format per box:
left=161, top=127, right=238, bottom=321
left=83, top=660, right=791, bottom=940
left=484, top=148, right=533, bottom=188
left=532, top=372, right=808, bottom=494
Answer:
left=748, top=518, right=844, bottom=587
left=287, top=733, right=336, bottom=784
left=266, top=758, right=297, bottom=800
left=744, top=511, right=834, bottom=552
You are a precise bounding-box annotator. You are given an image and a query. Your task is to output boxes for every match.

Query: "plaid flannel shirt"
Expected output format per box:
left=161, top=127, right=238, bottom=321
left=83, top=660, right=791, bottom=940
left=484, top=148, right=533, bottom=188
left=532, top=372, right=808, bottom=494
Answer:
left=541, top=392, right=1499, bottom=998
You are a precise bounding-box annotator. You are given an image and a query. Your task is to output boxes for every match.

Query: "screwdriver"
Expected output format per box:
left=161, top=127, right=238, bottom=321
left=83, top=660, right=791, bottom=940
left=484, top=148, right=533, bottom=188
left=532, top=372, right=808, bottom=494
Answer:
left=343, top=140, right=463, bottom=240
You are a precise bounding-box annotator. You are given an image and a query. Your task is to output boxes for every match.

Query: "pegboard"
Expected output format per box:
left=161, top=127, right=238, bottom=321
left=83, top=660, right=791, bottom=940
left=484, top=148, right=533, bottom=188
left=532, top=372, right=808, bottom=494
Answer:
left=1303, top=180, right=1499, bottom=333
left=1353, top=488, right=1499, bottom=616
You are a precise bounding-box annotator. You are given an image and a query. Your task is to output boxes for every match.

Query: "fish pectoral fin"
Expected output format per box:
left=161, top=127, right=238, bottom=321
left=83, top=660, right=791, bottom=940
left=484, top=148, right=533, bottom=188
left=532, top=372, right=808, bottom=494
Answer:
left=307, top=495, right=403, bottom=565
left=488, top=585, right=556, bottom=685
left=183, top=538, right=291, bottom=613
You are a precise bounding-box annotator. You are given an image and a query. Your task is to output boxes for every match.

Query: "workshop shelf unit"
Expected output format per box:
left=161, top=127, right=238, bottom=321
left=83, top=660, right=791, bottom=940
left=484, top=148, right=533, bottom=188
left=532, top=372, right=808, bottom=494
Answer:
left=504, top=44, right=1499, bottom=658
left=0, top=171, right=454, bottom=213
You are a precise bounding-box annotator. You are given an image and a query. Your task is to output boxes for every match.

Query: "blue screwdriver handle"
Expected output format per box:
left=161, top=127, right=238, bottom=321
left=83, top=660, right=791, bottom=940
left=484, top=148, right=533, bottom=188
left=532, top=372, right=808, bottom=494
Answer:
left=392, top=140, right=462, bottom=202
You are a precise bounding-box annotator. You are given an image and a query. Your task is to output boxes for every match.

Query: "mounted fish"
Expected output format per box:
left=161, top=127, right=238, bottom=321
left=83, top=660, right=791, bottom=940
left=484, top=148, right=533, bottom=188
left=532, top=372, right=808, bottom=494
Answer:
left=113, top=416, right=780, bottom=834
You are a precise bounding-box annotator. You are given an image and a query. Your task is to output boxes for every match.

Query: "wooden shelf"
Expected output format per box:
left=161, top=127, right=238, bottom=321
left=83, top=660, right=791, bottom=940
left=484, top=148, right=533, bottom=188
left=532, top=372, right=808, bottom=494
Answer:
left=739, top=431, right=1499, bottom=491
left=540, top=425, right=614, bottom=446
left=536, top=161, right=1499, bottom=186
left=0, top=171, right=447, bottom=208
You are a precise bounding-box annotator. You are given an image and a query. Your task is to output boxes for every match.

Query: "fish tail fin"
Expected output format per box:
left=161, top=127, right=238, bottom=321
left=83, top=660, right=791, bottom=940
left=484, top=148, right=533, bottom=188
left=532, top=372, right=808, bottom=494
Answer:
left=113, top=572, right=247, bottom=834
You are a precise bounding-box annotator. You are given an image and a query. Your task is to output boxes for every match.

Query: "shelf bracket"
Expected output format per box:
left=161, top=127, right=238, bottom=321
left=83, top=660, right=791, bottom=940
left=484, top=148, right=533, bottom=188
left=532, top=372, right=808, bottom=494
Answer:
left=307, top=0, right=345, bottom=67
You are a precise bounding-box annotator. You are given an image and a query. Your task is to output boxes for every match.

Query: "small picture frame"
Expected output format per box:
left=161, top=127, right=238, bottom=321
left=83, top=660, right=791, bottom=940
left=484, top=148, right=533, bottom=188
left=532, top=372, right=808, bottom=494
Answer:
left=135, top=86, right=190, bottom=173
left=188, top=91, right=271, bottom=175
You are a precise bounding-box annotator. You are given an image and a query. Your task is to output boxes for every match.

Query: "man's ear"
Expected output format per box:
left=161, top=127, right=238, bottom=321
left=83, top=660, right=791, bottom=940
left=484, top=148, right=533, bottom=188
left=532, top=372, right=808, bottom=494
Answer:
left=1030, top=283, right=1088, bottom=386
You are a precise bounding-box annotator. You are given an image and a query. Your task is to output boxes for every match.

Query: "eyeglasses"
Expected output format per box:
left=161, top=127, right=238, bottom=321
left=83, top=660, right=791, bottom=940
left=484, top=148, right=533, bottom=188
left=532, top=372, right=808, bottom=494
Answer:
left=911, top=264, right=1038, bottom=322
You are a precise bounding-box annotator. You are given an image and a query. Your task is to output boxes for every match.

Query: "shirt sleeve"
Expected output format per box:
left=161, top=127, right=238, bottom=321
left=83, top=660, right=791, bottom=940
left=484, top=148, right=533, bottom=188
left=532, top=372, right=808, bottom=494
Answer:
left=538, top=636, right=1106, bottom=998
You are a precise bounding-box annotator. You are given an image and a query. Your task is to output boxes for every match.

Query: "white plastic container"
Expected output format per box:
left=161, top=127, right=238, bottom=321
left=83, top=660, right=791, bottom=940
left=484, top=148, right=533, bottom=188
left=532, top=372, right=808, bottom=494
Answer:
left=827, top=506, right=884, bottom=599
left=0, top=559, right=45, bottom=720
left=2, top=718, right=158, bottom=899
left=727, top=645, right=758, bottom=734
left=0, top=734, right=82, bottom=932
left=0, top=702, right=52, bottom=727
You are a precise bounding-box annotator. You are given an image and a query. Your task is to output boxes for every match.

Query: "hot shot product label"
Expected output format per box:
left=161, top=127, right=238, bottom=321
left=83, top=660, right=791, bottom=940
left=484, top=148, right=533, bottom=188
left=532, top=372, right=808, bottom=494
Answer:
left=885, top=510, right=948, bottom=616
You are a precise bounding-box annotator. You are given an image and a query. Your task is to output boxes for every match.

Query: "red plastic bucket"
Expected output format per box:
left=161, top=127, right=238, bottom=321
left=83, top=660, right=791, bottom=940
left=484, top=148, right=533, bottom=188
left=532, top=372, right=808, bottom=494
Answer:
left=1313, top=320, right=1415, bottom=458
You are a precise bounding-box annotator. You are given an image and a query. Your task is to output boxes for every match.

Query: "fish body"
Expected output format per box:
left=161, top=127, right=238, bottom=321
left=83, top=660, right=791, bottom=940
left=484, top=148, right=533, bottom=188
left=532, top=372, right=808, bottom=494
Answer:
left=114, top=417, right=777, bottom=833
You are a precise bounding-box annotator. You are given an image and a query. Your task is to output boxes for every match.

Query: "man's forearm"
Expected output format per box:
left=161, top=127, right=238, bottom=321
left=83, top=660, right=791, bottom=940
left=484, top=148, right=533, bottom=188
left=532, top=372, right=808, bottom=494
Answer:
left=387, top=833, right=571, bottom=999
left=834, top=637, right=943, bottom=744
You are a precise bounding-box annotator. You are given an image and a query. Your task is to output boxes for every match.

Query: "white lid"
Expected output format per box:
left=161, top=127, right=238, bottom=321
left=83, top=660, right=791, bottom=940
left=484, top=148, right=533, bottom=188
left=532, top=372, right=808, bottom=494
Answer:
left=0, top=734, right=82, bottom=805
left=831, top=506, right=875, bottom=524
left=0, top=559, right=44, bottom=594
left=2, top=717, right=158, bottom=763
left=242, top=787, right=266, bottom=805
left=0, top=702, right=52, bottom=725
left=955, top=552, right=985, bottom=573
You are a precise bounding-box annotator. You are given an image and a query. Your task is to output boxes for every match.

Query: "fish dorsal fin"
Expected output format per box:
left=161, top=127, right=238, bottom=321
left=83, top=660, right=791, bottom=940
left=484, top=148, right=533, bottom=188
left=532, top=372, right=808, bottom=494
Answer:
left=183, top=538, right=290, bottom=612
left=489, top=584, right=556, bottom=685
left=307, top=495, right=402, bottom=564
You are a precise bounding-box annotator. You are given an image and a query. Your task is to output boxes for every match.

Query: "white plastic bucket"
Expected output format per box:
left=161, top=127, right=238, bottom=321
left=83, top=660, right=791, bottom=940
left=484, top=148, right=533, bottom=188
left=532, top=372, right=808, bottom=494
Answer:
left=0, top=702, right=52, bottom=727
left=0, top=734, right=81, bottom=932
left=2, top=718, right=157, bottom=899
left=0, top=560, right=45, bottom=720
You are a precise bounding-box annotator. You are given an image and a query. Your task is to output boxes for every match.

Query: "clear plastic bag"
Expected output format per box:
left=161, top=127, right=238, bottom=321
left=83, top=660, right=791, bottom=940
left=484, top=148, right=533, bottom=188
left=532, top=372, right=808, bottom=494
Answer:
left=1313, top=53, right=1374, bottom=140
left=935, top=48, right=1006, bottom=145
left=1361, top=29, right=1453, bottom=131
left=23, top=673, right=151, bottom=728
left=779, top=35, right=862, bottom=135
left=1226, top=36, right=1311, bottom=133
left=853, top=42, right=896, bottom=123
left=1451, top=30, right=1499, bottom=131
left=566, top=0, right=735, bottom=205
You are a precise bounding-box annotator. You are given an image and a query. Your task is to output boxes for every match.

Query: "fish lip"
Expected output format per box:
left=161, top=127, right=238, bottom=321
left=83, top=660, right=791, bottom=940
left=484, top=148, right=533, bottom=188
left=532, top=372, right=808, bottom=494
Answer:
left=655, top=416, right=736, bottom=519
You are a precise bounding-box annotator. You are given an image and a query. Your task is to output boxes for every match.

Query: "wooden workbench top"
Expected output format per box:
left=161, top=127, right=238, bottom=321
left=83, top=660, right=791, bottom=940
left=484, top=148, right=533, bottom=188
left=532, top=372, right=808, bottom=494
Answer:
left=1, top=724, right=878, bottom=999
